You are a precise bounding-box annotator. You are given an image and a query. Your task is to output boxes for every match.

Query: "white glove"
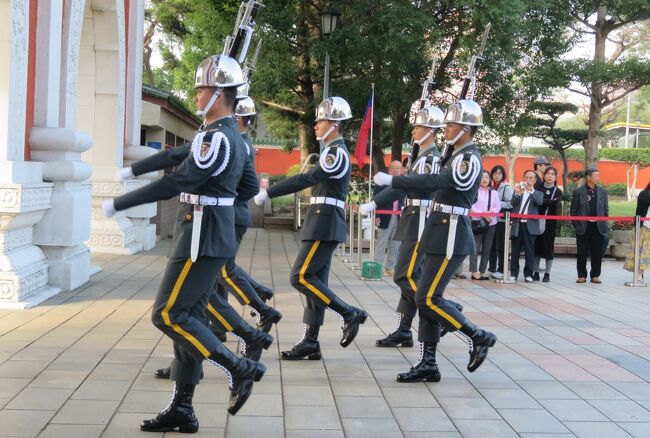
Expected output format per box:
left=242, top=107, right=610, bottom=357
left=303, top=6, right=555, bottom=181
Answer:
left=254, top=191, right=269, bottom=206
left=359, top=201, right=377, bottom=216
left=115, top=167, right=134, bottom=182
left=373, top=172, right=393, bottom=186
left=102, top=199, right=116, bottom=218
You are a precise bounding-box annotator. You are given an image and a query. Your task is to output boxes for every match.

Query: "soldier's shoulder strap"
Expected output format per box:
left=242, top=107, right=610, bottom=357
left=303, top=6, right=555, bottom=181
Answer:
left=319, top=143, right=349, bottom=179
left=189, top=127, right=231, bottom=176
left=450, top=150, right=481, bottom=191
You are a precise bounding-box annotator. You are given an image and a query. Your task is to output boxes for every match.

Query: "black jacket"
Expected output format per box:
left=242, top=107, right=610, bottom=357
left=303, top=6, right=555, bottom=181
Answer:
left=267, top=138, right=351, bottom=243
left=391, top=141, right=482, bottom=255
left=115, top=117, right=258, bottom=258
left=570, top=184, right=609, bottom=236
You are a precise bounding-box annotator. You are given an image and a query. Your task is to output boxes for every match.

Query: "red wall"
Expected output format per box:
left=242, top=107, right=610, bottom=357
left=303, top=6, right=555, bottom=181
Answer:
left=254, top=146, right=650, bottom=189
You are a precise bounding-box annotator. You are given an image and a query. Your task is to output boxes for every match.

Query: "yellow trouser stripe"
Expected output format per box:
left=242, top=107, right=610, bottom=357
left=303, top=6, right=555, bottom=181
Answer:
left=299, top=241, right=332, bottom=305
left=207, top=303, right=234, bottom=332
left=221, top=265, right=251, bottom=305
left=425, top=257, right=462, bottom=329
left=406, top=242, right=420, bottom=292
left=162, top=259, right=211, bottom=357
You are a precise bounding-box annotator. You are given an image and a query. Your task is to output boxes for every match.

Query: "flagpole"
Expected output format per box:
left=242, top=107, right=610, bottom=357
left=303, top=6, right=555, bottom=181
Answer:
left=368, top=83, right=375, bottom=200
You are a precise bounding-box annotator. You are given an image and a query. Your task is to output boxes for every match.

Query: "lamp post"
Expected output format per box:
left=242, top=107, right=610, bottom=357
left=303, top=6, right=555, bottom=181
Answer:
left=319, top=6, right=340, bottom=99
left=635, top=119, right=641, bottom=149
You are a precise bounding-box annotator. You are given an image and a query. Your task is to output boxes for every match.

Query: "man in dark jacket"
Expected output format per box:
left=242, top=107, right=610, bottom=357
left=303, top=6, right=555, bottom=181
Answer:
left=570, top=167, right=609, bottom=283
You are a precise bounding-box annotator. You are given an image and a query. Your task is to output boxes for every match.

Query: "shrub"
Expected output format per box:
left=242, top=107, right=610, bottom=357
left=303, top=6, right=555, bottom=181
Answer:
left=286, top=164, right=302, bottom=177
left=606, top=183, right=627, bottom=197
left=611, top=220, right=633, bottom=231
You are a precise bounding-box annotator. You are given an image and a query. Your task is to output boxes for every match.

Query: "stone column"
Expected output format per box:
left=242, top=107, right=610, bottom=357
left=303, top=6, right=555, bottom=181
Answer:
left=0, top=0, right=58, bottom=308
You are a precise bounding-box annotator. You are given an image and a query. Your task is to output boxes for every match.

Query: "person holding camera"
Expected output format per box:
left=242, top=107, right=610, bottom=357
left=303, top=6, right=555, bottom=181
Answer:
left=470, top=171, right=501, bottom=280
left=510, top=170, right=543, bottom=282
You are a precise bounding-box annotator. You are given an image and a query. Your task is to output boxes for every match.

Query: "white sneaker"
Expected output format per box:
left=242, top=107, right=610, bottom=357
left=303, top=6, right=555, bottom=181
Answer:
left=492, top=272, right=503, bottom=279
left=525, top=276, right=533, bottom=283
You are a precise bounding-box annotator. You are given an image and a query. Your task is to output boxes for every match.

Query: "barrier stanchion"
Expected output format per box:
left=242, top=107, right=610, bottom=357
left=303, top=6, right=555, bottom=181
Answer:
left=351, top=208, right=362, bottom=271
left=495, top=212, right=516, bottom=284
left=294, top=194, right=301, bottom=231
left=362, top=209, right=382, bottom=280
left=344, top=205, right=356, bottom=264
left=625, top=215, right=647, bottom=288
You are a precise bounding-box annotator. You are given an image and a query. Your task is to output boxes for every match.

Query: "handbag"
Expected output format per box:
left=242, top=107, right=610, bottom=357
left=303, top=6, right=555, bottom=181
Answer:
left=471, top=189, right=491, bottom=234
left=538, top=186, right=557, bottom=235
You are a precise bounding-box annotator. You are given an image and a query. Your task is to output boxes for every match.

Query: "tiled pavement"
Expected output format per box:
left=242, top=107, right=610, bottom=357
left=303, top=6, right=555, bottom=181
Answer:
left=1, top=228, right=650, bottom=437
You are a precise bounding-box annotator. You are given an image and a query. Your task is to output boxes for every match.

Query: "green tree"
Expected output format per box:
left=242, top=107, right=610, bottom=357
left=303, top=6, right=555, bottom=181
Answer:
left=524, top=101, right=589, bottom=190
left=600, top=148, right=650, bottom=200
left=562, top=2, right=650, bottom=167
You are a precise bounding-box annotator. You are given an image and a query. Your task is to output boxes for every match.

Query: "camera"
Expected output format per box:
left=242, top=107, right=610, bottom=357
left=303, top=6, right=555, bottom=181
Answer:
left=520, top=182, right=527, bottom=190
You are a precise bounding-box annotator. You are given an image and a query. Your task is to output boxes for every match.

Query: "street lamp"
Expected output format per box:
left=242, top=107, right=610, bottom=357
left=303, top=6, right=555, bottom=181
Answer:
left=635, top=119, right=641, bottom=149
left=319, top=6, right=340, bottom=99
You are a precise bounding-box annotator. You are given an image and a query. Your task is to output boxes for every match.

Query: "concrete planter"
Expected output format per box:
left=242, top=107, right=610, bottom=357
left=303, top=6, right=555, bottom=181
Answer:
left=610, top=229, right=633, bottom=259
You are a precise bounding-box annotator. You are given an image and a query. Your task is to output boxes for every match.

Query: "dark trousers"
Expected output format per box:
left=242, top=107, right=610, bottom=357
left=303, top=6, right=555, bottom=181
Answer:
left=510, top=222, right=536, bottom=279
left=289, top=240, right=339, bottom=326
left=470, top=225, right=496, bottom=274
left=215, top=225, right=268, bottom=312
left=415, top=254, right=468, bottom=343
left=489, top=221, right=506, bottom=273
left=576, top=222, right=605, bottom=279
left=392, top=240, right=424, bottom=318
left=151, top=256, right=228, bottom=385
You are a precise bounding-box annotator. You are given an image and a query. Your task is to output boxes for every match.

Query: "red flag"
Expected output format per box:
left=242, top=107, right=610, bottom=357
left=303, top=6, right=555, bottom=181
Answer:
left=355, top=91, right=374, bottom=167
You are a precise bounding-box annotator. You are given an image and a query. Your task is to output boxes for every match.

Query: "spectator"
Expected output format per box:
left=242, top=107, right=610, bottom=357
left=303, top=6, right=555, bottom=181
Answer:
left=570, top=167, right=609, bottom=284
left=533, top=166, right=562, bottom=282
left=374, top=161, right=403, bottom=276
left=470, top=171, right=501, bottom=280
left=624, top=180, right=650, bottom=283
left=533, top=157, right=550, bottom=189
left=510, top=170, right=543, bottom=282
left=488, top=165, right=513, bottom=279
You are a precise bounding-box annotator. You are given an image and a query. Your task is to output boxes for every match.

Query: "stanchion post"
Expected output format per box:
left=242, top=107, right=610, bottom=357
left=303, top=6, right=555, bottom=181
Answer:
left=353, top=207, right=363, bottom=270
left=345, top=205, right=356, bottom=264
left=496, top=212, right=516, bottom=284
left=369, top=210, right=376, bottom=262
left=625, top=215, right=647, bottom=287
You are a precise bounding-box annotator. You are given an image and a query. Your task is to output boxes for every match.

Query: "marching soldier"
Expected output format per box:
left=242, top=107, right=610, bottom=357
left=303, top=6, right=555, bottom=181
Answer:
left=373, top=99, right=497, bottom=382
left=214, top=95, right=281, bottom=333
left=254, top=97, right=368, bottom=360
left=360, top=106, right=464, bottom=349
left=103, top=54, right=266, bottom=431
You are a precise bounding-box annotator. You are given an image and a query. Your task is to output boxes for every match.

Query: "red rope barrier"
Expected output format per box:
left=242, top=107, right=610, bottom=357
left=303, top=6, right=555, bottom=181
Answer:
left=372, top=208, right=650, bottom=222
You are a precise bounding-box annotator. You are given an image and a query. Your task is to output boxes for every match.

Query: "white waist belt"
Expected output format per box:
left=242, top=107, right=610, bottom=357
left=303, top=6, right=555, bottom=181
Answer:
left=432, top=202, right=469, bottom=216
left=406, top=199, right=432, bottom=207
left=180, top=193, right=235, bottom=206
left=310, top=196, right=345, bottom=209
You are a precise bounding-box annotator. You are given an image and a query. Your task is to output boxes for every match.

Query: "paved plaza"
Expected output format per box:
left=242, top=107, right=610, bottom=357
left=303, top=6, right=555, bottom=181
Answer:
left=1, top=229, right=650, bottom=437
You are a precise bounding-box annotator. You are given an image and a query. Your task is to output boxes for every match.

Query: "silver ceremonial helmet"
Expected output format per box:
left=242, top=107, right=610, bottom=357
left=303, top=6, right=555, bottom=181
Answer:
left=236, top=82, right=250, bottom=100
left=315, top=97, right=353, bottom=122
left=413, top=105, right=446, bottom=129
left=194, top=54, right=246, bottom=89
left=235, top=96, right=256, bottom=117
left=444, top=99, right=483, bottom=126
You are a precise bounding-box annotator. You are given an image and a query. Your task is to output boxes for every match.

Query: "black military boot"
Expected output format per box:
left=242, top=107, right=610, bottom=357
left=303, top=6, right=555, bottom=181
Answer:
left=207, top=343, right=266, bottom=415
left=396, top=342, right=441, bottom=383
left=210, top=320, right=228, bottom=343
left=250, top=285, right=274, bottom=317
left=376, top=314, right=414, bottom=347
left=281, top=325, right=322, bottom=360
left=440, top=301, right=464, bottom=337
left=140, top=382, right=199, bottom=433
left=154, top=367, right=203, bottom=380
left=459, top=321, right=497, bottom=372
left=256, top=306, right=283, bottom=333
left=329, top=297, right=368, bottom=348
left=238, top=325, right=274, bottom=362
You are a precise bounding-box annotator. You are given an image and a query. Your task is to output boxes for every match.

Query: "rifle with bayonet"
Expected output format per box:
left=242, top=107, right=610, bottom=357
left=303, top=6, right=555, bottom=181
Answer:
left=406, top=55, right=438, bottom=171
left=222, top=0, right=264, bottom=64
left=459, top=22, right=491, bottom=100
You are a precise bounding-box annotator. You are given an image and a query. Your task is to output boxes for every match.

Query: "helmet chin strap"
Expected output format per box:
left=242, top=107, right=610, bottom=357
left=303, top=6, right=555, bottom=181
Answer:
left=414, top=128, right=434, bottom=146
left=316, top=121, right=339, bottom=141
left=446, top=125, right=468, bottom=146
left=195, top=88, right=223, bottom=119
